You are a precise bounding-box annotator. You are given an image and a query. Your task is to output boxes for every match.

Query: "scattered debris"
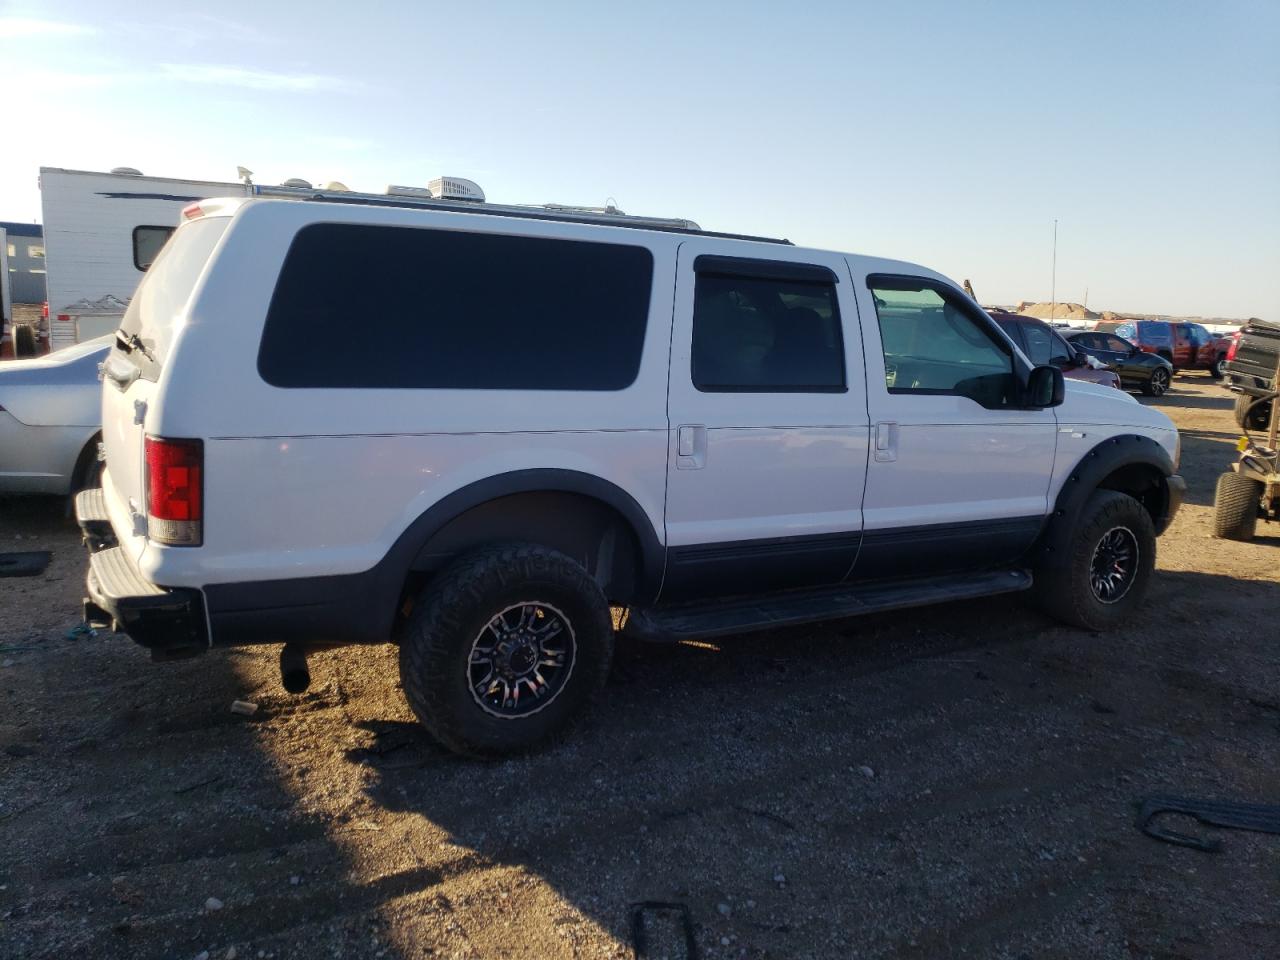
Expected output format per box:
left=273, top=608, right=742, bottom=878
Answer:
left=229, top=700, right=259, bottom=716
left=65, top=623, right=98, bottom=640
left=773, top=872, right=787, bottom=885
left=731, top=804, right=796, bottom=831
left=204, top=897, right=224, bottom=912
left=716, top=902, right=731, bottom=916
left=629, top=901, right=698, bottom=960
left=858, top=765, right=876, bottom=779
left=0, top=551, right=52, bottom=578
left=1138, top=796, right=1280, bottom=852
left=174, top=775, right=221, bottom=796
left=290, top=875, right=301, bottom=886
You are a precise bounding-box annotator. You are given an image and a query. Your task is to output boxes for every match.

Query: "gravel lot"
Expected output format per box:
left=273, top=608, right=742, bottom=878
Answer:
left=2, top=376, right=1278, bottom=960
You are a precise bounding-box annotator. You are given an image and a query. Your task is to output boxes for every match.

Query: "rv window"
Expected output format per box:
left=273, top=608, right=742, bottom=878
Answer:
left=258, top=223, right=654, bottom=390
left=28, top=245, right=45, bottom=259
left=133, top=225, right=175, bottom=271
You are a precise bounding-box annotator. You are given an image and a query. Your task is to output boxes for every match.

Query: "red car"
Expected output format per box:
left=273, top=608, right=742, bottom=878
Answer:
left=1094, top=320, right=1229, bottom=377
left=990, top=312, right=1121, bottom=389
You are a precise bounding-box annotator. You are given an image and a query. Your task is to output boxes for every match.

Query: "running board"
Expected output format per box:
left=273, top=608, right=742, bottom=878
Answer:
left=624, top=569, right=1033, bottom=642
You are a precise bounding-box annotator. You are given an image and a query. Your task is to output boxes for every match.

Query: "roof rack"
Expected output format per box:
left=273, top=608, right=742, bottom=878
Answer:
left=249, top=184, right=792, bottom=245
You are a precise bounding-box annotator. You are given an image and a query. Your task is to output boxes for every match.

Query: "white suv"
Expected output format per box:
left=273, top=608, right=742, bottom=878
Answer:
left=77, top=189, right=1185, bottom=755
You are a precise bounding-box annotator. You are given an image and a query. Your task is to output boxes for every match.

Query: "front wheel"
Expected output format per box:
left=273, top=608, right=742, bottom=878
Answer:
left=397, top=543, right=613, bottom=756
left=1210, top=355, right=1226, bottom=379
left=1141, top=367, right=1170, bottom=397
left=1035, top=490, right=1156, bottom=631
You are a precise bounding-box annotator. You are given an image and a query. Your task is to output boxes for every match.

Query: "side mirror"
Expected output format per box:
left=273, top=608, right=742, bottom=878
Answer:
left=1026, top=365, right=1065, bottom=407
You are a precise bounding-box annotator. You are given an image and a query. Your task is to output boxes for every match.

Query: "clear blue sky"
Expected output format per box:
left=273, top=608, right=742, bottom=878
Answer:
left=2, top=0, right=1277, bottom=320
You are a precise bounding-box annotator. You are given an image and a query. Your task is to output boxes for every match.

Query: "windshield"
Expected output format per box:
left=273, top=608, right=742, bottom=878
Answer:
left=117, top=216, right=229, bottom=371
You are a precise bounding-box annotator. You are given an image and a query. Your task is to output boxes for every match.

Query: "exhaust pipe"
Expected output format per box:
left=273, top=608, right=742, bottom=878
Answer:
left=280, top=643, right=311, bottom=693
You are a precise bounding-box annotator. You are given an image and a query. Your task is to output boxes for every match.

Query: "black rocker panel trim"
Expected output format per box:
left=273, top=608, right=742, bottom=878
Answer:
left=851, top=516, right=1045, bottom=581
left=663, top=531, right=861, bottom=603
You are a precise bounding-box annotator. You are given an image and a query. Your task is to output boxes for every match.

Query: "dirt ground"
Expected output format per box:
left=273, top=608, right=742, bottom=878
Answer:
left=2, top=376, right=1278, bottom=960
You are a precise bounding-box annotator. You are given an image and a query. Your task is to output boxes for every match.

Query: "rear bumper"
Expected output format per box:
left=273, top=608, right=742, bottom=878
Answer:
left=1158, top=474, right=1186, bottom=535
left=76, top=488, right=208, bottom=656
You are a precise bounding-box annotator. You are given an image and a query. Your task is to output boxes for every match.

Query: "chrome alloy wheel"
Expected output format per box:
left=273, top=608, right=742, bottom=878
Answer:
left=467, top=602, right=576, bottom=718
left=1149, top=368, right=1169, bottom=396
left=1089, top=527, right=1139, bottom=604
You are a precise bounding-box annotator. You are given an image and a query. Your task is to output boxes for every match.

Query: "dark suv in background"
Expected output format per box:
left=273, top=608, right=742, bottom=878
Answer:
left=1064, top=331, right=1175, bottom=396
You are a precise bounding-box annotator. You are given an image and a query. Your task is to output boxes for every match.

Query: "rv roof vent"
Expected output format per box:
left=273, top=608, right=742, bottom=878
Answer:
left=321, top=181, right=351, bottom=192
left=386, top=184, right=434, bottom=199
left=110, top=166, right=143, bottom=176
left=280, top=178, right=313, bottom=189
left=427, top=177, right=485, bottom=202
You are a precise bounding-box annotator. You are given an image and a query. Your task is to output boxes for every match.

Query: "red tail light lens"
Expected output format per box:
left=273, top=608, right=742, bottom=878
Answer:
left=1226, top=332, right=1240, bottom=362
left=145, top=436, right=203, bottom=546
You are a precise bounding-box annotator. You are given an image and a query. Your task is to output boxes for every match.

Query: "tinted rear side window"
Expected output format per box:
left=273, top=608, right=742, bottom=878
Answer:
left=258, top=223, right=654, bottom=390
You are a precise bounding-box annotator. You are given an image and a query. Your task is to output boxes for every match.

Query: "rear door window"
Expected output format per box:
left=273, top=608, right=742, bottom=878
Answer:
left=691, top=271, right=845, bottom=392
left=258, top=223, right=654, bottom=390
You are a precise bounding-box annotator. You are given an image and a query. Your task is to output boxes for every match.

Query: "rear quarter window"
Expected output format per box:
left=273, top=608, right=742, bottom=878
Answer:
left=257, top=223, right=655, bottom=390
left=118, top=216, right=229, bottom=372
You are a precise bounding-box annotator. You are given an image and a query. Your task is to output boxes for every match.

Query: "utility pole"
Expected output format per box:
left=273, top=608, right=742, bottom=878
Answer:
left=1050, top=219, right=1058, bottom=323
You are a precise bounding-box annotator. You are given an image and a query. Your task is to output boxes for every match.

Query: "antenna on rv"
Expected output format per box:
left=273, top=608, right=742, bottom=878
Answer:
left=237, top=166, right=254, bottom=186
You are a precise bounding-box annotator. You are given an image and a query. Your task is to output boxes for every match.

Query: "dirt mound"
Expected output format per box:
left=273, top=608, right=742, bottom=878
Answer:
left=1018, top=301, right=1099, bottom=321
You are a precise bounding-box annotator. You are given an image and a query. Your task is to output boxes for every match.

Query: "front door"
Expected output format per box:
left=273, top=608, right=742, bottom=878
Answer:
left=661, top=242, right=870, bottom=601
left=848, top=271, right=1058, bottom=580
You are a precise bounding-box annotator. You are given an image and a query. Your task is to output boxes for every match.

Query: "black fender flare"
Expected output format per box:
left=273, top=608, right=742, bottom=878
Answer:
left=397, top=469, right=665, bottom=603
left=1034, top=433, right=1175, bottom=569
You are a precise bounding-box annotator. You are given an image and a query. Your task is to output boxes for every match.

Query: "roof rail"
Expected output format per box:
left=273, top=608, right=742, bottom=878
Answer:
left=249, top=184, right=792, bottom=245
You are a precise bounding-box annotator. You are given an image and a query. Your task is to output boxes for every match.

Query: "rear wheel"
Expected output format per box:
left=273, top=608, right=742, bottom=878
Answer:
left=1213, top=472, right=1262, bottom=541
left=1035, top=490, right=1156, bottom=631
left=1210, top=354, right=1226, bottom=379
left=397, top=543, right=613, bottom=756
left=1141, top=367, right=1170, bottom=397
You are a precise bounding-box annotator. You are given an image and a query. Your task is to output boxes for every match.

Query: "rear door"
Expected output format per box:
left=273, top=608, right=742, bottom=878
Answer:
left=100, top=215, right=229, bottom=561
left=662, top=242, right=870, bottom=601
left=850, top=271, right=1057, bottom=579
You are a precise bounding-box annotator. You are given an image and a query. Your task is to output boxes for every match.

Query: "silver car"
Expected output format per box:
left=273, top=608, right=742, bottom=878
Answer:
left=0, top=336, right=110, bottom=495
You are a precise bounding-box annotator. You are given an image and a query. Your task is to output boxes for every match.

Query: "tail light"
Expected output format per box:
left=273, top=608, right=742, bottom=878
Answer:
left=145, top=436, right=203, bottom=546
left=41, top=302, right=49, bottom=319
left=1226, top=332, right=1241, bottom=362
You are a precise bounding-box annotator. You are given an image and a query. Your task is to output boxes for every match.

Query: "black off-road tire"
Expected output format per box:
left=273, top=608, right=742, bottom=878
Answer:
left=1035, top=489, right=1156, bottom=631
left=1233, top=392, right=1272, bottom=432
left=1213, top=472, right=1262, bottom=542
left=1141, top=367, right=1170, bottom=397
left=397, top=543, right=613, bottom=756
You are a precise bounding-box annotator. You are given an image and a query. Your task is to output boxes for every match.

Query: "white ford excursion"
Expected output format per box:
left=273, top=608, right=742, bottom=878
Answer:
left=77, top=185, right=1184, bottom=755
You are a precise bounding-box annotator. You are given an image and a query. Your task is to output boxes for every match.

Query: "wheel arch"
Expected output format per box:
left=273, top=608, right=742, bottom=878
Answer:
left=395, top=470, right=664, bottom=607
left=1035, top=434, right=1176, bottom=569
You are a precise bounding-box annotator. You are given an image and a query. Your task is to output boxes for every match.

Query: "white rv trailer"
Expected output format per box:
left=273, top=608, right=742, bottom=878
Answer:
left=39, top=167, right=256, bottom=350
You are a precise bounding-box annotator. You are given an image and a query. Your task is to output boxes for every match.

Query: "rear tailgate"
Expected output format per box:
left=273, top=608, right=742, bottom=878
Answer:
left=100, top=216, right=230, bottom=564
